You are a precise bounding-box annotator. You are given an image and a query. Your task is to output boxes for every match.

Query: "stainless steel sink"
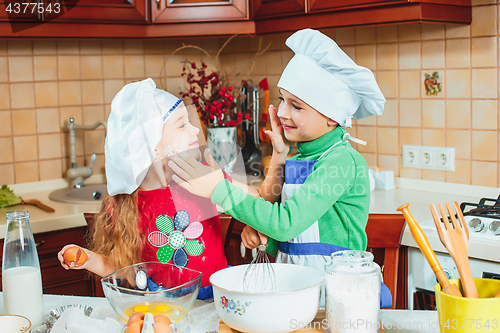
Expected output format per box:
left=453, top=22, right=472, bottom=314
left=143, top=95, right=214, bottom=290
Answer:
left=49, top=184, right=108, bottom=204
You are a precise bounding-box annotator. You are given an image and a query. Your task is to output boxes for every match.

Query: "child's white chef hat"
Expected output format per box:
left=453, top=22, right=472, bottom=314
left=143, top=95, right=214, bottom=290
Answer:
left=105, top=78, right=182, bottom=196
left=277, top=29, right=385, bottom=128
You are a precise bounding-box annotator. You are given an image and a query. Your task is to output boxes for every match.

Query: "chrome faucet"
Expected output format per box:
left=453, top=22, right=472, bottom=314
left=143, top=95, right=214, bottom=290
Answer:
left=65, top=116, right=107, bottom=188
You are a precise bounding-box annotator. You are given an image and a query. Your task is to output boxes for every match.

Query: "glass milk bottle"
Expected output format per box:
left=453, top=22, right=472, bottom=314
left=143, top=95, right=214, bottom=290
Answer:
left=2, top=210, right=44, bottom=327
left=325, top=250, right=381, bottom=333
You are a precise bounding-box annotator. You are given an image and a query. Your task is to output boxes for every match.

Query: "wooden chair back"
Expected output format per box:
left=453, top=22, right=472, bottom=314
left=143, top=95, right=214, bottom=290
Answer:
left=365, top=213, right=407, bottom=309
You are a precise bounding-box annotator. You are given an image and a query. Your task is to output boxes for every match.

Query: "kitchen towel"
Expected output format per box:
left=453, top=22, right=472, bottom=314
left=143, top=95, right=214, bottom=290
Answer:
left=50, top=307, right=122, bottom=333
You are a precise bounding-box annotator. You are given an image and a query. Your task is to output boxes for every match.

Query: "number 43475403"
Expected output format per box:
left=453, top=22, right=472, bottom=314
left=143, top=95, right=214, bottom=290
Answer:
left=444, top=319, right=498, bottom=330
left=5, top=2, right=61, bottom=14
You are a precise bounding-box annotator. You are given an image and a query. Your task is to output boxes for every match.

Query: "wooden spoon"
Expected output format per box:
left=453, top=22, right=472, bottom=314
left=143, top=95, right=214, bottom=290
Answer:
left=21, top=198, right=55, bottom=213
left=397, top=203, right=462, bottom=297
left=430, top=202, right=479, bottom=298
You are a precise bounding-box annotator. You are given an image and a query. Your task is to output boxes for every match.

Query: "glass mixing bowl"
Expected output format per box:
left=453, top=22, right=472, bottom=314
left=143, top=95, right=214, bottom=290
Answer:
left=101, top=262, right=202, bottom=322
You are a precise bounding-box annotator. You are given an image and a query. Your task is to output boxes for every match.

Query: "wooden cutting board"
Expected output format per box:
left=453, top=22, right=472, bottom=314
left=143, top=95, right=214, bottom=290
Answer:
left=219, top=310, right=326, bottom=332
left=219, top=310, right=385, bottom=332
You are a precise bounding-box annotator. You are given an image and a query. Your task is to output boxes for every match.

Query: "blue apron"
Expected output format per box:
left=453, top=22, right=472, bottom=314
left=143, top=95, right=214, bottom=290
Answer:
left=275, top=136, right=392, bottom=308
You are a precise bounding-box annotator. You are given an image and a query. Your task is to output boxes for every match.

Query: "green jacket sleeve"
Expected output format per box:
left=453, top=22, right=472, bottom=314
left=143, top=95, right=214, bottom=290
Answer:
left=211, top=147, right=358, bottom=242
left=266, top=238, right=279, bottom=257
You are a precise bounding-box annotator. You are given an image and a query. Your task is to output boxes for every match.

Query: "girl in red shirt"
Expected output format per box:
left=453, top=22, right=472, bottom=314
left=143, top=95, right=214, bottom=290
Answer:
left=58, top=78, right=228, bottom=297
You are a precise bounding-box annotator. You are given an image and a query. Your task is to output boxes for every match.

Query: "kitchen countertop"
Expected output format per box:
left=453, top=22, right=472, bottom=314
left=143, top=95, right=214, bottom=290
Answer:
left=0, top=175, right=108, bottom=239
left=0, top=292, right=440, bottom=333
left=0, top=188, right=100, bottom=239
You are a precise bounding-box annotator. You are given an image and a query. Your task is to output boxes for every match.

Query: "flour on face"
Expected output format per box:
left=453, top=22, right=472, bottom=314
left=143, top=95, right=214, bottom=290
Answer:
left=278, top=100, right=287, bottom=118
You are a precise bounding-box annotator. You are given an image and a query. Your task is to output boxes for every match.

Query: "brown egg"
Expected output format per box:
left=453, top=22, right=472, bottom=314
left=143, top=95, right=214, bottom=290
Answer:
left=154, top=315, right=171, bottom=326
left=63, top=246, right=87, bottom=267
left=153, top=322, right=172, bottom=333
left=127, top=312, right=145, bottom=326
left=125, top=320, right=144, bottom=333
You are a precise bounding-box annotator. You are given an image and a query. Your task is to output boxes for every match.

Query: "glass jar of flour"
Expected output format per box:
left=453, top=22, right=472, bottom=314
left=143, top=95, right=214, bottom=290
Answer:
left=325, top=250, right=381, bottom=333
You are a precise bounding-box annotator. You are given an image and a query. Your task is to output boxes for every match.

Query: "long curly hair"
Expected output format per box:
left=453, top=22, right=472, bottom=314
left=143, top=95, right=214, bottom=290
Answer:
left=88, top=191, right=142, bottom=275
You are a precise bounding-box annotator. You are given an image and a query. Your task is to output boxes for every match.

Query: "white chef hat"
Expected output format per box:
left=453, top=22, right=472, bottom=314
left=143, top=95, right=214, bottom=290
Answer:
left=277, top=28, right=385, bottom=128
left=105, top=78, right=183, bottom=196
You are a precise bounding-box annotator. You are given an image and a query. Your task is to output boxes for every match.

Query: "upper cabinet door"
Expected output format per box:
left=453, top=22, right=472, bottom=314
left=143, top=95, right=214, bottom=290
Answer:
left=256, top=0, right=470, bottom=33
left=252, top=0, right=305, bottom=19
left=152, top=0, right=248, bottom=22
left=45, top=0, right=148, bottom=23
left=308, top=0, right=470, bottom=12
left=1, top=0, right=147, bottom=37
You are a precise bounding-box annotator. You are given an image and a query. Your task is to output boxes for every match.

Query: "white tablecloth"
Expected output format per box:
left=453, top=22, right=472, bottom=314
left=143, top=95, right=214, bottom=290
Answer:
left=0, top=293, right=220, bottom=333
left=0, top=293, right=439, bottom=332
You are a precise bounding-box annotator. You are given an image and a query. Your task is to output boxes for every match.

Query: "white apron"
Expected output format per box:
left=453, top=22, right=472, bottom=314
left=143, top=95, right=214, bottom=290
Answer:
left=273, top=133, right=392, bottom=309
left=275, top=136, right=350, bottom=307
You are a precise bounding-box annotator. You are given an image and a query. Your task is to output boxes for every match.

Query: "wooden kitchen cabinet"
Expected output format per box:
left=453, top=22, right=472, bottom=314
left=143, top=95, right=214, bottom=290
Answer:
left=1, top=0, right=147, bottom=24
left=30, top=0, right=149, bottom=24
left=308, top=0, right=470, bottom=12
left=1, top=0, right=253, bottom=38
left=147, top=0, right=254, bottom=39
left=152, top=0, right=248, bottom=22
left=0, top=1, right=39, bottom=23
left=0, top=227, right=94, bottom=297
left=252, top=0, right=305, bottom=19
left=48, top=0, right=148, bottom=23
left=255, top=0, right=471, bottom=34
left=0, top=0, right=149, bottom=38
left=1, top=0, right=470, bottom=38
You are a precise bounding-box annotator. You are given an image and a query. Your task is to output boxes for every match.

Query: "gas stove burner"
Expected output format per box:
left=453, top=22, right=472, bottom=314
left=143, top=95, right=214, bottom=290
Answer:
left=460, top=195, right=500, bottom=218
left=454, top=195, right=500, bottom=237
left=463, top=207, right=500, bottom=219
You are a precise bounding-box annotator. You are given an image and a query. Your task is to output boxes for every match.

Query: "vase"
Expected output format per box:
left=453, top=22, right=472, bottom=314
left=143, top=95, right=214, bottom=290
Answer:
left=206, top=126, right=238, bottom=174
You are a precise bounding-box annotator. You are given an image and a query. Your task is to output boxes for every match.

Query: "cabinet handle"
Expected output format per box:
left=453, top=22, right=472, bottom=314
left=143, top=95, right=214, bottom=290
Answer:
left=36, top=240, right=45, bottom=247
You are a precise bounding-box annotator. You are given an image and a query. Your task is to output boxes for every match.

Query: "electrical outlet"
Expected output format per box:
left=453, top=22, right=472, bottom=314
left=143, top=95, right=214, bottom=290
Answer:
left=435, top=147, right=455, bottom=172
left=420, top=147, right=435, bottom=169
left=402, top=145, right=420, bottom=168
left=402, top=145, right=455, bottom=171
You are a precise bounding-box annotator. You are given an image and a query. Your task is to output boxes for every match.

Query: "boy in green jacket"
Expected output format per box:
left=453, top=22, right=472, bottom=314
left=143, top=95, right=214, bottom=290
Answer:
left=168, top=28, right=386, bottom=305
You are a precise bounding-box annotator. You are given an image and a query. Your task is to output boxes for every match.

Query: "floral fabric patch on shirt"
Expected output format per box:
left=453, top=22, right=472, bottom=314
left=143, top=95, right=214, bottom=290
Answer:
left=147, top=210, right=204, bottom=267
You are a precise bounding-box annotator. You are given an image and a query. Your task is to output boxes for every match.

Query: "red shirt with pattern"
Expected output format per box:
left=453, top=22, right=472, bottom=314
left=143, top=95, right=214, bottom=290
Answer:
left=137, top=181, right=228, bottom=288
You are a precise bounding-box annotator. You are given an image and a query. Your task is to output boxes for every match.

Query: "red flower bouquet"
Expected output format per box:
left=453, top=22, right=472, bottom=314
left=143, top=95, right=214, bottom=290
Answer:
left=180, top=61, right=248, bottom=128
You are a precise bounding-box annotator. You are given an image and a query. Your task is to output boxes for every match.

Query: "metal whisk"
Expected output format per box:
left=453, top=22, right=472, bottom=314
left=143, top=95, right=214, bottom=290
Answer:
left=243, top=244, right=276, bottom=293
